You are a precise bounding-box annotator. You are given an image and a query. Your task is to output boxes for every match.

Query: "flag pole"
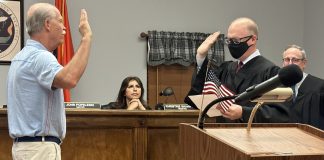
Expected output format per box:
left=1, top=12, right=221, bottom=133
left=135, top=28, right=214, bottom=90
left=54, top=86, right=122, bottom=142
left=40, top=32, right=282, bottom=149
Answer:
left=197, top=59, right=212, bottom=124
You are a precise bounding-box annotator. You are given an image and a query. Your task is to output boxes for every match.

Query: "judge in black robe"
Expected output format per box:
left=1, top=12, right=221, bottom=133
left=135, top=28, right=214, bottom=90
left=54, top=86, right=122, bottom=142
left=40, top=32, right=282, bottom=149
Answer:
left=184, top=18, right=290, bottom=123
left=185, top=56, right=290, bottom=123
left=285, top=74, right=324, bottom=129
left=282, top=45, right=324, bottom=130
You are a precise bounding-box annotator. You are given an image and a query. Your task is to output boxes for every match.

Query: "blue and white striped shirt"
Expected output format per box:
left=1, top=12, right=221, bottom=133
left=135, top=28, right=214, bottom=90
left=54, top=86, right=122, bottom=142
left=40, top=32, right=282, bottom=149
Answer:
left=7, top=39, right=65, bottom=139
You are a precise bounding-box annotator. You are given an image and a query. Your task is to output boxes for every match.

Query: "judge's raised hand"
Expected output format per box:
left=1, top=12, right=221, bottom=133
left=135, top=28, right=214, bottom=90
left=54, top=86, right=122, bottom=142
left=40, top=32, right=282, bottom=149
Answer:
left=127, top=99, right=146, bottom=110
left=79, top=9, right=92, bottom=39
left=196, top=31, right=221, bottom=59
left=221, top=104, right=243, bottom=120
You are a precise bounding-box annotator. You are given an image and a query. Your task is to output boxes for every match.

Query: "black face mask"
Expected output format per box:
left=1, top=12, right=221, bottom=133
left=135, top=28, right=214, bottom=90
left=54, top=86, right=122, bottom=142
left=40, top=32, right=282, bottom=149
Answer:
left=228, top=41, right=251, bottom=59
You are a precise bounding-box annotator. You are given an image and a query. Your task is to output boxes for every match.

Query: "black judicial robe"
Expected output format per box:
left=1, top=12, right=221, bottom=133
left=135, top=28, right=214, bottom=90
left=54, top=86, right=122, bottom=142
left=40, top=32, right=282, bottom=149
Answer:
left=185, top=56, right=290, bottom=123
left=285, top=74, right=324, bottom=130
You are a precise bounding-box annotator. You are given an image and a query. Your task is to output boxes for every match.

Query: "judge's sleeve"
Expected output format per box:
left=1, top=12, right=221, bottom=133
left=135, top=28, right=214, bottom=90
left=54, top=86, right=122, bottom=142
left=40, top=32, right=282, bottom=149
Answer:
left=184, top=58, right=209, bottom=108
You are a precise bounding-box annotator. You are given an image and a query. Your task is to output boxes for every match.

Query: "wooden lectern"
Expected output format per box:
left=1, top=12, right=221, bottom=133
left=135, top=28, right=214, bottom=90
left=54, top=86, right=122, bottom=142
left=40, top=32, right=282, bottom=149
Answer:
left=180, top=123, right=324, bottom=160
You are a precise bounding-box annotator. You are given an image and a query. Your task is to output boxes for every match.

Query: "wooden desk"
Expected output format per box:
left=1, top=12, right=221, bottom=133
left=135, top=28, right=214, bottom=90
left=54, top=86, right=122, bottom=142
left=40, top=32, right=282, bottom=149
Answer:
left=0, top=108, right=212, bottom=160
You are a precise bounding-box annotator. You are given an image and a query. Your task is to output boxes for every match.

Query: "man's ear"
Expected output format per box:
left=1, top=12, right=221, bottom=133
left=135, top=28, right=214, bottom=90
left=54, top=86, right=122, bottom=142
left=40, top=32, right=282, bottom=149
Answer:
left=250, top=35, right=258, bottom=46
left=44, top=19, right=51, bottom=31
left=252, top=35, right=258, bottom=42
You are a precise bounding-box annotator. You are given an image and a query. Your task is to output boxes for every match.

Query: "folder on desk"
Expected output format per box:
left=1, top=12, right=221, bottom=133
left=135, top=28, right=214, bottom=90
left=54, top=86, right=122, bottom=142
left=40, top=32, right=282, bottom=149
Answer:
left=188, top=94, right=222, bottom=117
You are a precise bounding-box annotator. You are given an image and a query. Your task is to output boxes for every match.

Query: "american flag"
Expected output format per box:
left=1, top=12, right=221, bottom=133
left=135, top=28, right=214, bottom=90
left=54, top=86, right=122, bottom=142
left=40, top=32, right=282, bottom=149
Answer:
left=202, top=69, right=235, bottom=112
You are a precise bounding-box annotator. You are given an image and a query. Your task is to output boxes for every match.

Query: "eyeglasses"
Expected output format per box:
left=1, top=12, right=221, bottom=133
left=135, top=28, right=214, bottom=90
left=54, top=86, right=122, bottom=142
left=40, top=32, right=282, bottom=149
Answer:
left=224, top=35, right=253, bottom=45
left=282, top=57, right=304, bottom=63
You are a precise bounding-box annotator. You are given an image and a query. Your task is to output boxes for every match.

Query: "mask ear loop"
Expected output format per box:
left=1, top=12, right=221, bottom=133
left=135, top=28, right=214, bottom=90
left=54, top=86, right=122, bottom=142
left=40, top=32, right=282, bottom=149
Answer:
left=246, top=35, right=255, bottom=48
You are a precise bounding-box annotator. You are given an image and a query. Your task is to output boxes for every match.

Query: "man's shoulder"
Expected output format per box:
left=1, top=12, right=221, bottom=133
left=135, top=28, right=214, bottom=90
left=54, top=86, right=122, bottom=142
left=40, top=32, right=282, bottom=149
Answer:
left=254, top=56, right=277, bottom=66
left=219, top=60, right=235, bottom=67
left=248, top=56, right=279, bottom=70
left=26, top=48, right=56, bottom=64
left=299, top=74, right=324, bottom=92
left=305, top=74, right=324, bottom=85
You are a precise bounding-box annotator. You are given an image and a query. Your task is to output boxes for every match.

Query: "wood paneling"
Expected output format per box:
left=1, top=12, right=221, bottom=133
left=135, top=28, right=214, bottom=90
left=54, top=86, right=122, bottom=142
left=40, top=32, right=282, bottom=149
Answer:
left=147, top=128, right=179, bottom=160
left=147, top=64, right=195, bottom=108
left=0, top=109, right=213, bottom=160
left=62, top=129, right=133, bottom=160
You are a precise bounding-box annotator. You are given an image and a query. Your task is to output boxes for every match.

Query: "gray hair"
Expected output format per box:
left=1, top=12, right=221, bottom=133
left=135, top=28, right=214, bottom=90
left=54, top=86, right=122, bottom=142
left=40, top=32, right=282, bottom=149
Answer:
left=26, top=3, right=57, bottom=36
left=284, top=44, right=307, bottom=59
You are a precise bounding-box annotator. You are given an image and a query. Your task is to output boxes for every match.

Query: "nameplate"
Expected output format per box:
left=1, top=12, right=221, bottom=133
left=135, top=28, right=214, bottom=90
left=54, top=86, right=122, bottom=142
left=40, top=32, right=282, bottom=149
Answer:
left=64, top=102, right=101, bottom=109
left=163, top=104, right=192, bottom=110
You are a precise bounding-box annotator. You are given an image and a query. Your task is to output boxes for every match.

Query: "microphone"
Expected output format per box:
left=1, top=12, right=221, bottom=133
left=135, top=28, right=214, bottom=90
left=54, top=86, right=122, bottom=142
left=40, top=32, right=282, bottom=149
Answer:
left=159, top=87, right=174, bottom=96
left=235, top=64, right=303, bottom=103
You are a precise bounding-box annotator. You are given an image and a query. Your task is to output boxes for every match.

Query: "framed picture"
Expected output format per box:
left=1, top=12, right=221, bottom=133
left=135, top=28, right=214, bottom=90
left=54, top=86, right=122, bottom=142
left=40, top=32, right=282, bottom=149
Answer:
left=0, top=0, right=24, bottom=65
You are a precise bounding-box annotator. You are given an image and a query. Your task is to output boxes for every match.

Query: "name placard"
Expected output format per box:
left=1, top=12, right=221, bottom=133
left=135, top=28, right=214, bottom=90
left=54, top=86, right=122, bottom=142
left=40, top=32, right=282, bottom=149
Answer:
left=163, top=104, right=192, bottom=110
left=64, top=102, right=101, bottom=108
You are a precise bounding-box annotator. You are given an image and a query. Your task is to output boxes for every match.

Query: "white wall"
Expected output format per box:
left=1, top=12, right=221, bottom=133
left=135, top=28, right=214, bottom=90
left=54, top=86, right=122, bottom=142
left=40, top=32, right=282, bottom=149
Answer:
left=304, top=0, right=324, bottom=79
left=1, top=0, right=322, bottom=106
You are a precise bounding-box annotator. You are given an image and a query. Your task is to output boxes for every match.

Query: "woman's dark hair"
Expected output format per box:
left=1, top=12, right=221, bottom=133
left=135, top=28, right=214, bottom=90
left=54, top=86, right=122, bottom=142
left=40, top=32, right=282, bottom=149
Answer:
left=115, top=76, right=147, bottom=109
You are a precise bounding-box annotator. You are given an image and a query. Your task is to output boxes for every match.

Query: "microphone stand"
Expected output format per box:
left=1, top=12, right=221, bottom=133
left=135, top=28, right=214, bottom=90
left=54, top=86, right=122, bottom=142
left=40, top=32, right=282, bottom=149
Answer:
left=197, top=95, right=237, bottom=129
left=246, top=102, right=264, bottom=132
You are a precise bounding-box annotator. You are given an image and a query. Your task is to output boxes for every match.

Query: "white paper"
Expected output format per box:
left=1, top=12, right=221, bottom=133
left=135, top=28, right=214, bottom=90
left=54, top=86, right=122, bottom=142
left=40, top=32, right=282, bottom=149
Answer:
left=188, top=94, right=222, bottom=117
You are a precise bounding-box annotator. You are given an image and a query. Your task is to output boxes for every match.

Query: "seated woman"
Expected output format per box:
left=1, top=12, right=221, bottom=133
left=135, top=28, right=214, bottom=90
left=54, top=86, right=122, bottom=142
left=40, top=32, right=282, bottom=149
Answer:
left=102, top=76, right=149, bottom=110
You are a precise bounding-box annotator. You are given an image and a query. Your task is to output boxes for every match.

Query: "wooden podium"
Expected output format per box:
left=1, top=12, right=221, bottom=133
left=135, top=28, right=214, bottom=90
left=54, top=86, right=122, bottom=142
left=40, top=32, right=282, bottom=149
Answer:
left=180, top=123, right=324, bottom=160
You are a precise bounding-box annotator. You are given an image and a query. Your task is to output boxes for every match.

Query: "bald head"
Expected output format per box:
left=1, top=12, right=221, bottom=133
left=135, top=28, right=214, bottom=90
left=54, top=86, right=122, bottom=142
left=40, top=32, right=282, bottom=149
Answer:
left=228, top=17, right=258, bottom=37
left=26, top=3, right=60, bottom=36
left=226, top=17, right=259, bottom=61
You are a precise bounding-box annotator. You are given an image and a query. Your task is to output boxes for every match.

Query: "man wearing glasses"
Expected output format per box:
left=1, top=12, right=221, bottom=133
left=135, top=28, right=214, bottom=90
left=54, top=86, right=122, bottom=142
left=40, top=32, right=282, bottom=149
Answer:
left=282, top=45, right=324, bottom=130
left=185, top=17, right=290, bottom=123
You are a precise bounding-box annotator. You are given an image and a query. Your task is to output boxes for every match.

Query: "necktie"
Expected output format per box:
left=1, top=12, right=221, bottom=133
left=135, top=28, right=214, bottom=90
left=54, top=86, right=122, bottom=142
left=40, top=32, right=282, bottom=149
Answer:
left=236, top=61, right=243, bottom=73
left=291, top=85, right=296, bottom=102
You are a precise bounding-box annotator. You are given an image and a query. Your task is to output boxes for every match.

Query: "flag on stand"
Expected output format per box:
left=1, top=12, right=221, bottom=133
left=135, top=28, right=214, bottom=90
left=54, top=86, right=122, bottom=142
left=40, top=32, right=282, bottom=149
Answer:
left=55, top=0, right=74, bottom=102
left=202, top=69, right=235, bottom=112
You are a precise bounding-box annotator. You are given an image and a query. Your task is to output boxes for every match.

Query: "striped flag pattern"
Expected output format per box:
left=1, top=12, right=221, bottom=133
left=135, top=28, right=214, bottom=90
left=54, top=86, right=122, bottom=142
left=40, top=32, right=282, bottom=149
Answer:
left=202, top=69, right=235, bottom=112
